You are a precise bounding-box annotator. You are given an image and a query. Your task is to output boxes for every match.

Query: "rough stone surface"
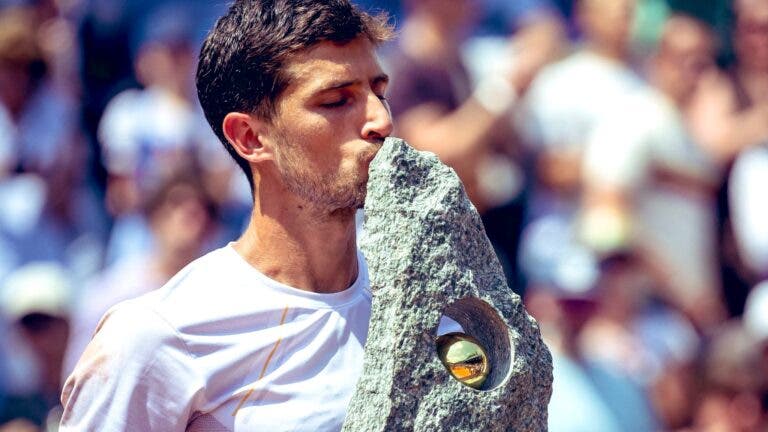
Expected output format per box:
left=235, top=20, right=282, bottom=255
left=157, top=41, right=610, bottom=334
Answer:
left=342, top=138, right=553, bottom=432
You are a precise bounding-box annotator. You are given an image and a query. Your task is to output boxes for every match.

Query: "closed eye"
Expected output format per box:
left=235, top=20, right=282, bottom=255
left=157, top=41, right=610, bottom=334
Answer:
left=320, top=97, right=349, bottom=108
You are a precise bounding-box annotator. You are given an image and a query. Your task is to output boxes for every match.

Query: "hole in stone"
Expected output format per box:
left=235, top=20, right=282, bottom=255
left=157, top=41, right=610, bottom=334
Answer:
left=436, top=297, right=513, bottom=391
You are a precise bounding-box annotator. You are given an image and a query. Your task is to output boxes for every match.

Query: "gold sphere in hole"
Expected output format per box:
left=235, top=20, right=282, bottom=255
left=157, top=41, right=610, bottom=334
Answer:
left=436, top=332, right=490, bottom=389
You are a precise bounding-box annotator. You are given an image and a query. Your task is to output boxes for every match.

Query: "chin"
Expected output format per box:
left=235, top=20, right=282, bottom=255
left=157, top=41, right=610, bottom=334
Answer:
left=337, top=186, right=367, bottom=212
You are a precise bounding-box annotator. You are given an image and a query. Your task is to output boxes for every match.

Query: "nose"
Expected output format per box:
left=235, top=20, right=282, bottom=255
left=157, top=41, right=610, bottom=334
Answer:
left=362, top=92, right=393, bottom=141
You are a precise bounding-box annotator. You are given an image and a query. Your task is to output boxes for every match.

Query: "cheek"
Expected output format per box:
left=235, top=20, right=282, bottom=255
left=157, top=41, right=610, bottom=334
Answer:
left=287, top=110, right=340, bottom=143
left=305, top=111, right=361, bottom=151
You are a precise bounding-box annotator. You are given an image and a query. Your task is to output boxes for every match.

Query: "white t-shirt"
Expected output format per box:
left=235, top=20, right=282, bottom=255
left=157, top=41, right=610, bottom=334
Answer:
left=521, top=50, right=648, bottom=153
left=60, top=244, right=374, bottom=431
left=730, top=145, right=768, bottom=275
left=582, top=89, right=715, bottom=190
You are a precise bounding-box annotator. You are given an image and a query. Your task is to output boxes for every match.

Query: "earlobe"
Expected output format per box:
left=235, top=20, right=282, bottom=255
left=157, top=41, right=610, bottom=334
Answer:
left=222, top=112, right=274, bottom=163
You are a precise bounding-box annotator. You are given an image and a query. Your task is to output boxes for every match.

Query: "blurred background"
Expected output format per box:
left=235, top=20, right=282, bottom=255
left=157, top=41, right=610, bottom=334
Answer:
left=0, top=0, right=766, bottom=430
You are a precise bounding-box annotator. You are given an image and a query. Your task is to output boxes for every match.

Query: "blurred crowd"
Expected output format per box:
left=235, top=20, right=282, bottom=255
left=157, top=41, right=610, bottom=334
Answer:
left=0, top=0, right=765, bottom=430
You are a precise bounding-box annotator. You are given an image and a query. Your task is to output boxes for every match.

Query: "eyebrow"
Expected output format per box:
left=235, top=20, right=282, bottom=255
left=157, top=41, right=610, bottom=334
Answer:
left=317, top=73, right=389, bottom=92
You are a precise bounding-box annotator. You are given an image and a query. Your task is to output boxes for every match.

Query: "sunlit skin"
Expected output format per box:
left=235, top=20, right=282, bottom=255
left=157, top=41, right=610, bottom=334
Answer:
left=223, top=37, right=393, bottom=294
left=270, top=39, right=391, bottom=213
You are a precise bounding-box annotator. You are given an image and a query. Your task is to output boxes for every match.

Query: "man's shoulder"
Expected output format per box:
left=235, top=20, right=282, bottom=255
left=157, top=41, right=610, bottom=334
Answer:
left=61, top=298, right=202, bottom=431
left=65, top=247, right=244, bottom=386
left=78, top=297, right=191, bottom=380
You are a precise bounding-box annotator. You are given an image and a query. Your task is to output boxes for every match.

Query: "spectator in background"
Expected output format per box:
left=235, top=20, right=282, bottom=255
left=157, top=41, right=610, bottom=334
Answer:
left=0, top=6, right=80, bottom=177
left=579, top=14, right=725, bottom=327
left=685, top=0, right=768, bottom=164
left=62, top=171, right=217, bottom=377
left=577, top=251, right=702, bottom=430
left=673, top=0, right=768, bottom=317
left=0, top=263, right=73, bottom=430
left=0, top=6, right=104, bottom=283
left=521, top=0, right=640, bottom=197
left=385, top=0, right=562, bottom=287
left=388, top=0, right=559, bottom=212
left=98, top=2, right=245, bottom=264
left=725, top=0, right=768, bottom=314
left=524, top=247, right=659, bottom=431
left=517, top=0, right=643, bottom=296
left=693, top=320, right=767, bottom=431
left=731, top=0, right=768, bottom=110
left=76, top=0, right=228, bottom=183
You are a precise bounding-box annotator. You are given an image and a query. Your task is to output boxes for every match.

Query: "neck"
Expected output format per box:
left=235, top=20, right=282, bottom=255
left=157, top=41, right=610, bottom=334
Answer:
left=585, top=42, right=628, bottom=63
left=648, top=64, right=687, bottom=107
left=234, top=184, right=359, bottom=294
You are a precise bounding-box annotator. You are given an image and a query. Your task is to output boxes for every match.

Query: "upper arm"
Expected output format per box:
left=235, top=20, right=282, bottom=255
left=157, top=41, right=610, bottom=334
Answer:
left=60, top=302, right=203, bottom=432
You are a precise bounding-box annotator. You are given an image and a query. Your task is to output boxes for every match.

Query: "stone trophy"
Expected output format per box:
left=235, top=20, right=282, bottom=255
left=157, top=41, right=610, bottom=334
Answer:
left=342, top=138, right=553, bottom=431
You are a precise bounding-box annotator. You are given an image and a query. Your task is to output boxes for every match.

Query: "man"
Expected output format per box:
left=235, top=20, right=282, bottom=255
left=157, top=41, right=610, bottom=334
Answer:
left=388, top=0, right=560, bottom=212
left=579, top=14, right=725, bottom=327
left=60, top=1, right=395, bottom=430
left=522, top=0, right=641, bottom=193
left=1, top=263, right=73, bottom=429
left=97, top=2, right=241, bottom=265
left=723, top=0, right=768, bottom=306
left=385, top=0, right=561, bottom=289
left=524, top=251, right=659, bottom=432
left=517, top=0, right=643, bottom=297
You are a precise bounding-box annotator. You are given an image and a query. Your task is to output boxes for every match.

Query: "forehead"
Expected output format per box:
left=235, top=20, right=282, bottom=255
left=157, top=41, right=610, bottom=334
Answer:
left=281, top=37, right=383, bottom=94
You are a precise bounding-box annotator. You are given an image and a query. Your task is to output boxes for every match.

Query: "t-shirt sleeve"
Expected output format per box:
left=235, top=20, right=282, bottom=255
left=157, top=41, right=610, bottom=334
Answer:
left=60, top=301, right=203, bottom=432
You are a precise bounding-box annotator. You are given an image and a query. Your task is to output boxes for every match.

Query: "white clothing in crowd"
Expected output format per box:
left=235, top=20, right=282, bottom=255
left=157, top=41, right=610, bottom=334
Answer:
left=729, top=144, right=768, bottom=276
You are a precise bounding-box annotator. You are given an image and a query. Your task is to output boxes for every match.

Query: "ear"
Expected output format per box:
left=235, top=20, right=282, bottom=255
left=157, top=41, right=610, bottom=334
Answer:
left=222, top=112, right=276, bottom=164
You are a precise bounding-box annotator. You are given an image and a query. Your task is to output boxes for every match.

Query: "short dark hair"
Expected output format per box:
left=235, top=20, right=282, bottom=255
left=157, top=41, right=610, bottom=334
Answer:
left=196, top=0, right=393, bottom=187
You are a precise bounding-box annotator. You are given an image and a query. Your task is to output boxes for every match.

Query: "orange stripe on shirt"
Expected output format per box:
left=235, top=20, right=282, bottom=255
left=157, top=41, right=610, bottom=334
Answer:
left=231, top=306, right=290, bottom=416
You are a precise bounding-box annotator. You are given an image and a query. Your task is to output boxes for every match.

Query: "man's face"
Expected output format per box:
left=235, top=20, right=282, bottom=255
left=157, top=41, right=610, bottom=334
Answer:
left=735, top=0, right=768, bottom=71
left=656, top=19, right=715, bottom=100
left=264, top=37, right=392, bottom=214
left=580, top=0, right=636, bottom=50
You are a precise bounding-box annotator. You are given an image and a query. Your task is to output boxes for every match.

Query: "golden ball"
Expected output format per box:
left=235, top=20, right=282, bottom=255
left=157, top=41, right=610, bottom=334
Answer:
left=436, top=332, right=490, bottom=389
